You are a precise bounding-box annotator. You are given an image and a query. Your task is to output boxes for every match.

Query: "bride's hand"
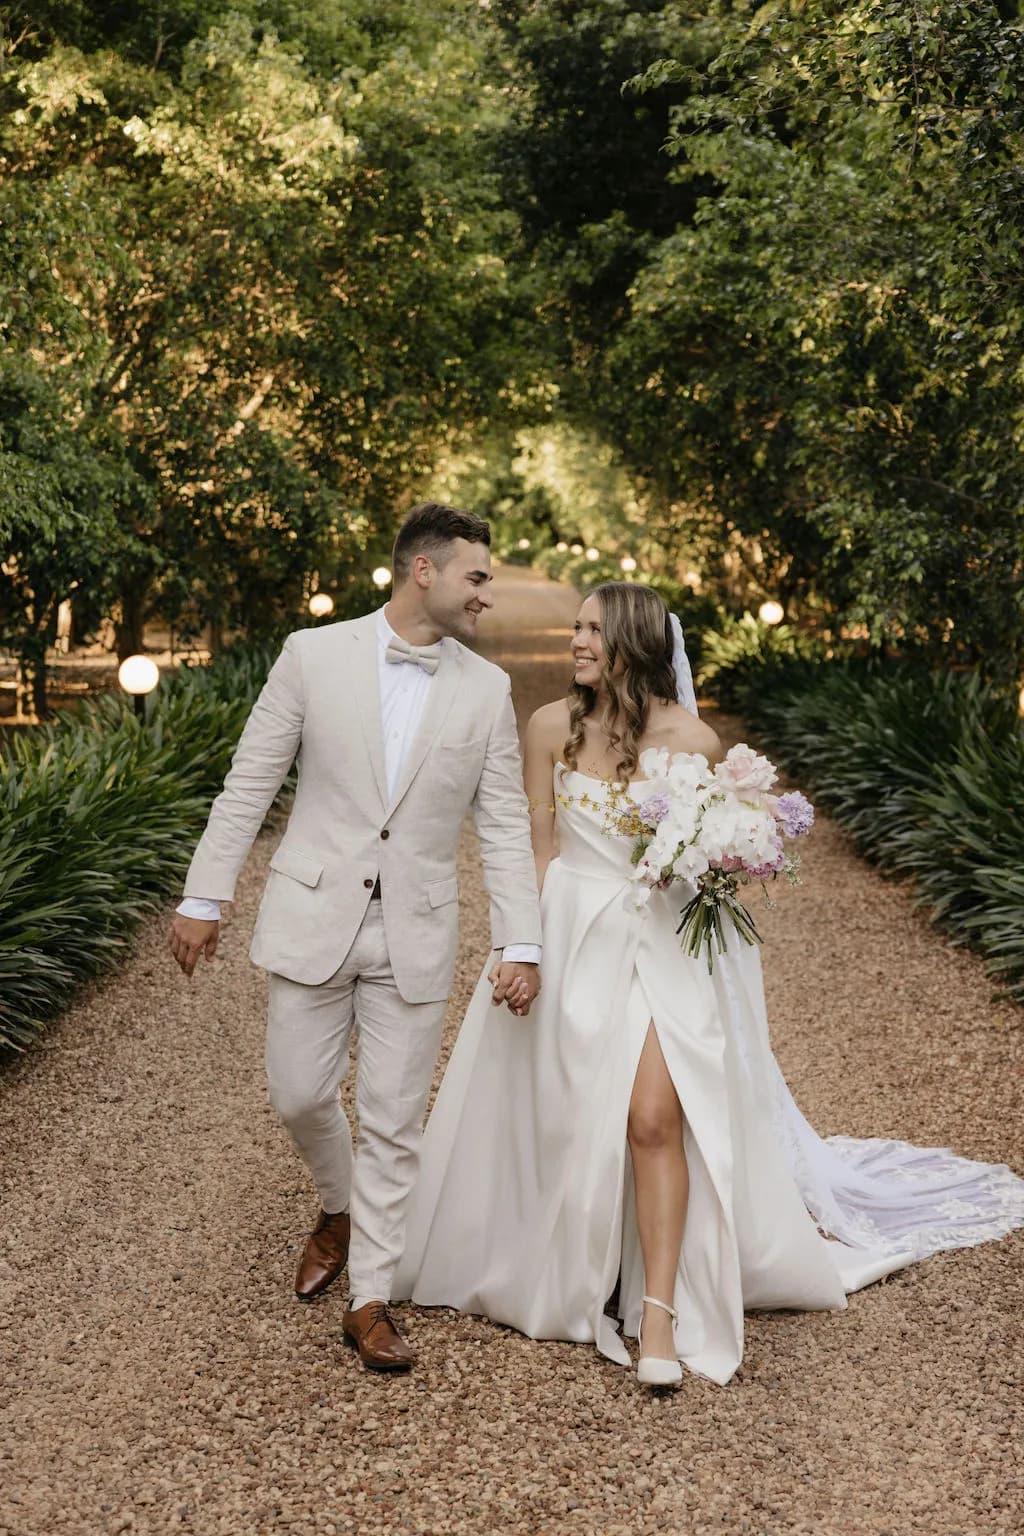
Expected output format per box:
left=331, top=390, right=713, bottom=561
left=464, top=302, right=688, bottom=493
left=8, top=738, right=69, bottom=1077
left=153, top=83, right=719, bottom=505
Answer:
left=487, top=961, right=540, bottom=1017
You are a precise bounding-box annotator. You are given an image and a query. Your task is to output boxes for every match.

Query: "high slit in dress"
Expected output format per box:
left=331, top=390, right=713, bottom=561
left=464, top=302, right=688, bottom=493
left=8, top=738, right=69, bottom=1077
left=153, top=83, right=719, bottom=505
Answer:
left=393, top=768, right=1024, bottom=1384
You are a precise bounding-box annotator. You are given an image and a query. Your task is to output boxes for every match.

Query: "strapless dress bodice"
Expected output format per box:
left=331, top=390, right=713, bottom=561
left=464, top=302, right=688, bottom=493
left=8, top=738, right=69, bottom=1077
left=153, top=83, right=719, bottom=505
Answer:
left=553, top=765, right=651, bottom=881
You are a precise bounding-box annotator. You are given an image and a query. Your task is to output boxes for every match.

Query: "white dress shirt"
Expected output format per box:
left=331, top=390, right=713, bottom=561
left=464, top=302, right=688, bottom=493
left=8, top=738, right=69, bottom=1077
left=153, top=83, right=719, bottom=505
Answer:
left=177, top=607, right=540, bottom=965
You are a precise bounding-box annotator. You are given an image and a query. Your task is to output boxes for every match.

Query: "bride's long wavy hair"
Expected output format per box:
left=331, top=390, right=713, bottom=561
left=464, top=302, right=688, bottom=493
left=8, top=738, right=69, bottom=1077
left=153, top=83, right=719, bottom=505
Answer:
left=563, top=582, right=677, bottom=783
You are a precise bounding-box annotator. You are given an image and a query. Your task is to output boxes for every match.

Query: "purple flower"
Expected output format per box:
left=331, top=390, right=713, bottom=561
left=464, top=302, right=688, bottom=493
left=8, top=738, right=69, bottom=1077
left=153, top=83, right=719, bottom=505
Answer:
left=774, top=791, right=814, bottom=839
left=639, top=791, right=671, bottom=828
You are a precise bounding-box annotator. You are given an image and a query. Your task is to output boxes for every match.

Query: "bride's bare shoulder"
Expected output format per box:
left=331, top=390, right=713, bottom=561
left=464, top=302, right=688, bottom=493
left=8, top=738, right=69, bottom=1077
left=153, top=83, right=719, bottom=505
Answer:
left=526, top=698, right=570, bottom=749
left=649, top=700, right=724, bottom=766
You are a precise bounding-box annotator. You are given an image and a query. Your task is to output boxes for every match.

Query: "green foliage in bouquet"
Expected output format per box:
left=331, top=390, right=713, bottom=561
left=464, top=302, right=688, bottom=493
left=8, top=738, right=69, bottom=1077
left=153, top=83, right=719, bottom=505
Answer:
left=729, top=660, right=1024, bottom=1005
left=0, top=643, right=281, bottom=1055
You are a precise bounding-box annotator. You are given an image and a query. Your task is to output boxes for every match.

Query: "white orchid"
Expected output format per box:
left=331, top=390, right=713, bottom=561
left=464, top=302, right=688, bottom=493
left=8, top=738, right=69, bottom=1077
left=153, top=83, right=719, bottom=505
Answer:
left=639, top=746, right=672, bottom=781
left=624, top=879, right=654, bottom=913
left=673, top=845, right=710, bottom=881
left=667, top=753, right=708, bottom=796
left=661, top=802, right=698, bottom=847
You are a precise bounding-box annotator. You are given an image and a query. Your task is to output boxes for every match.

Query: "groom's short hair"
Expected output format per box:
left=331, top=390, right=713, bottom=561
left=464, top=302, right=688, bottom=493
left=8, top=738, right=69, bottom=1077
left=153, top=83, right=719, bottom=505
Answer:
left=392, top=501, right=491, bottom=582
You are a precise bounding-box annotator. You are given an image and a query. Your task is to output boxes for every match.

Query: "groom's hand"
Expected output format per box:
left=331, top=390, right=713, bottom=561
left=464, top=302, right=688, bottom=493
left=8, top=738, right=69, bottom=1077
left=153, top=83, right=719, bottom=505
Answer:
left=487, top=960, right=540, bottom=1017
left=169, top=915, right=220, bottom=978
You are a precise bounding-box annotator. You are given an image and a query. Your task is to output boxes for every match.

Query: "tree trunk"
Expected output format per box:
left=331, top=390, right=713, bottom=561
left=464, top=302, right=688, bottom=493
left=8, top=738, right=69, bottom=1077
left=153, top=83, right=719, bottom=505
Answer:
left=115, top=585, right=148, bottom=662
left=16, top=658, right=31, bottom=723
left=31, top=655, right=49, bottom=720
left=18, top=639, right=50, bottom=721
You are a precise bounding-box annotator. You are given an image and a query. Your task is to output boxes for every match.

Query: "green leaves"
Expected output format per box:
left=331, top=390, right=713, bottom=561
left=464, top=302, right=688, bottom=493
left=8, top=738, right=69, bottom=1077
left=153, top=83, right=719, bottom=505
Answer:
left=0, top=640, right=279, bottom=1055
left=601, top=1, right=1024, bottom=678
left=722, top=652, right=1024, bottom=1004
left=698, top=613, right=831, bottom=709
left=0, top=1, right=522, bottom=700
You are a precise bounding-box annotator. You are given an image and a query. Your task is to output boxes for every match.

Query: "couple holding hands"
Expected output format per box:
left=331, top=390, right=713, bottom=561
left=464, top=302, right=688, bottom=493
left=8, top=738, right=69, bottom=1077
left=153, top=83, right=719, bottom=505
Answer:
left=170, top=502, right=1024, bottom=1389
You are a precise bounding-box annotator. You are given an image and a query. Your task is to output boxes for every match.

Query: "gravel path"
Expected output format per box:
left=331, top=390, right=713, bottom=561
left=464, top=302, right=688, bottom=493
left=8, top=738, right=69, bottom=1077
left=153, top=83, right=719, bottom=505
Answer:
left=1, top=567, right=1021, bottom=1536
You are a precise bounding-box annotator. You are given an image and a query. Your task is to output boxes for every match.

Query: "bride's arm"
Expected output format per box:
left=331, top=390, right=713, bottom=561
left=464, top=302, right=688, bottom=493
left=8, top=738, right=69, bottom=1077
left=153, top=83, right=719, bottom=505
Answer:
left=522, top=704, right=560, bottom=894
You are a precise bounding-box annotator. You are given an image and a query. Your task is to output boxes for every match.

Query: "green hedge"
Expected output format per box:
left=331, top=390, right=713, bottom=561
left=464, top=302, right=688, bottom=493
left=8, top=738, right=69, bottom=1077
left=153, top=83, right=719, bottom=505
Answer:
left=0, top=644, right=278, bottom=1054
left=713, top=649, right=1024, bottom=1005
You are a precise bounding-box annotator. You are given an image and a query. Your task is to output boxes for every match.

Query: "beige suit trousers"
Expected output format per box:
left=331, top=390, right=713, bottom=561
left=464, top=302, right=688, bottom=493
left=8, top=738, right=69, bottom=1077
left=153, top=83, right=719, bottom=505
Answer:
left=265, top=902, right=446, bottom=1299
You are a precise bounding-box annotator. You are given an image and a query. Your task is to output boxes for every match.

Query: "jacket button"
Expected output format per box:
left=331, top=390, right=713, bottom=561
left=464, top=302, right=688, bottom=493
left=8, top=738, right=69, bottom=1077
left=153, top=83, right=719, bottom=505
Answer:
left=380, top=829, right=390, bottom=840
left=363, top=878, right=374, bottom=889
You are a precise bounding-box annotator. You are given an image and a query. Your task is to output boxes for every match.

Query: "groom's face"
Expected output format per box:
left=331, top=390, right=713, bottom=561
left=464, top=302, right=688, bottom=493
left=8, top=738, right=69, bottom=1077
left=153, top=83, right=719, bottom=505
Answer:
left=425, top=539, right=494, bottom=641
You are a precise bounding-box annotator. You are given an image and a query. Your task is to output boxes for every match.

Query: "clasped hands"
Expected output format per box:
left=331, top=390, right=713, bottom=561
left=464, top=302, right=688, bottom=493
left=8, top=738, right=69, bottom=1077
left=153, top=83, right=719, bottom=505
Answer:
left=487, top=959, right=541, bottom=1017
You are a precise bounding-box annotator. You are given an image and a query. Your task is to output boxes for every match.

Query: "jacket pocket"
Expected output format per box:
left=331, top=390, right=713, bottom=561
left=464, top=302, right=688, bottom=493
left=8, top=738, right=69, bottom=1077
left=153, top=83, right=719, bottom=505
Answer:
left=436, top=734, right=490, bottom=756
left=269, top=845, right=324, bottom=888
left=427, top=876, right=458, bottom=909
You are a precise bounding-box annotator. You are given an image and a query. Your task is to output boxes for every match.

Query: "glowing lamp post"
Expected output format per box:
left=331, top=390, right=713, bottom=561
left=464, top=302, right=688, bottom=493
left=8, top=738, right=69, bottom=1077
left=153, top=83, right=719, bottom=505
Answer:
left=118, top=654, right=160, bottom=720
left=308, top=592, right=335, bottom=619
left=372, top=566, right=392, bottom=590
left=758, top=600, right=785, bottom=626
left=620, top=555, right=637, bottom=575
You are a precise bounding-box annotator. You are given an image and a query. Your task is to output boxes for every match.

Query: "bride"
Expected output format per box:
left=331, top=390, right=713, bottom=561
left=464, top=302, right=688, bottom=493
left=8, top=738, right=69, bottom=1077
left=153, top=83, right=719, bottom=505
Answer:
left=393, top=582, right=1024, bottom=1387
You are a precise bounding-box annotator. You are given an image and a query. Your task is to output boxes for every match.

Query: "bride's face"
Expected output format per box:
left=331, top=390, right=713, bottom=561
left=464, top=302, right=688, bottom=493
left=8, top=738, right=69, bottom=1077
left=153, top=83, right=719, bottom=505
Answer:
left=571, top=596, right=608, bottom=688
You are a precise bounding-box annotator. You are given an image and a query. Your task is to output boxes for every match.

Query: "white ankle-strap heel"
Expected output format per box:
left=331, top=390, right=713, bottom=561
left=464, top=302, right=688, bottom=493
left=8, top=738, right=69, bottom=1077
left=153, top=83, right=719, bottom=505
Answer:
left=637, top=1295, right=683, bottom=1388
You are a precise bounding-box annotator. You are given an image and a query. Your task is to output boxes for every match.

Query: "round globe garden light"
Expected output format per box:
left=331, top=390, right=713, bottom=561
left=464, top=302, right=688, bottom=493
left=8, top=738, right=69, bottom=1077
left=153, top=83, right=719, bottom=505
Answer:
left=556, top=541, right=568, bottom=553
left=570, top=543, right=584, bottom=556
left=758, top=600, right=785, bottom=626
left=118, top=654, right=160, bottom=721
left=372, top=567, right=392, bottom=589
left=585, top=547, right=600, bottom=563
left=620, top=555, right=637, bottom=574
left=308, top=591, right=335, bottom=619
left=517, top=537, right=531, bottom=551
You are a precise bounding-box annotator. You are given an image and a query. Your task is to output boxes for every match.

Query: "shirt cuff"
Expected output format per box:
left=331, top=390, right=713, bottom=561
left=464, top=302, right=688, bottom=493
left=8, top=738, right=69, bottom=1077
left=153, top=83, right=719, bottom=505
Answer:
left=501, top=945, right=542, bottom=965
left=176, top=897, right=223, bottom=922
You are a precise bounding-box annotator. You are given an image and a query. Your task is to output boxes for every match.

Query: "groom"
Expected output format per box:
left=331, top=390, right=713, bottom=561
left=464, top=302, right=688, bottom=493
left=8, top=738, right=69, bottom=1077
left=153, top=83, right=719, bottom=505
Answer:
left=168, top=503, right=542, bottom=1372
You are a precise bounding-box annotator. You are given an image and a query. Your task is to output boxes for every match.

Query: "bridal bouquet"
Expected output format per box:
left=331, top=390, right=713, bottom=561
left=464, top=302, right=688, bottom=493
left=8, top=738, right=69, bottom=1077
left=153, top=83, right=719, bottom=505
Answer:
left=604, top=744, right=814, bottom=973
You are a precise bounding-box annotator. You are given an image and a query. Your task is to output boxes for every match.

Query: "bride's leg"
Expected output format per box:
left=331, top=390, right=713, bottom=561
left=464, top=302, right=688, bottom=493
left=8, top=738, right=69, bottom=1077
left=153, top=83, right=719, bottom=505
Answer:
left=627, top=1022, right=688, bottom=1360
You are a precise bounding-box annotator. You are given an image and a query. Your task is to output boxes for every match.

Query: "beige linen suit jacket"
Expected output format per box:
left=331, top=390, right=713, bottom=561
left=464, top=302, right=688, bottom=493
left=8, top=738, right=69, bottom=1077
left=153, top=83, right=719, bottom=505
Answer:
left=183, top=612, right=542, bottom=1003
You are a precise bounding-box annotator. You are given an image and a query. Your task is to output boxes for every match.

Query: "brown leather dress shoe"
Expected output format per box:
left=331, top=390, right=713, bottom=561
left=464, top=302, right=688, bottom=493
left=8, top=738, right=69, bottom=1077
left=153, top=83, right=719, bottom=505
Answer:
left=294, top=1208, right=351, bottom=1300
left=342, top=1301, right=415, bottom=1372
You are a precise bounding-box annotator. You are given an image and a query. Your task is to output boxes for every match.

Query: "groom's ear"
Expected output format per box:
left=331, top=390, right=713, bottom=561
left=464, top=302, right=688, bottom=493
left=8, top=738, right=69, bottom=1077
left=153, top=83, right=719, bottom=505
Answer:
left=411, top=553, right=435, bottom=589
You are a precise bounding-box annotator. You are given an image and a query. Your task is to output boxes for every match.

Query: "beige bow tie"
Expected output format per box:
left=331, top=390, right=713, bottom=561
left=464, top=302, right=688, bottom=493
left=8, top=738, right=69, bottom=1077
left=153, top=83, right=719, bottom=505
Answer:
left=385, top=635, right=443, bottom=674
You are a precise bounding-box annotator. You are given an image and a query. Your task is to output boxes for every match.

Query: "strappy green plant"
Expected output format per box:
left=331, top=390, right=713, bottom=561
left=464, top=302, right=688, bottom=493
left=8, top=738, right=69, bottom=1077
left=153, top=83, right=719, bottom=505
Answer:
left=717, top=654, right=1024, bottom=1006
left=0, top=643, right=281, bottom=1056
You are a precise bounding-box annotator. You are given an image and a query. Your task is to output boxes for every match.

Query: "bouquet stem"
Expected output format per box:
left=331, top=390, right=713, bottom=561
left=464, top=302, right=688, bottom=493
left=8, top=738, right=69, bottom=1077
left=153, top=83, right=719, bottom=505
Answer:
left=676, top=889, right=763, bottom=974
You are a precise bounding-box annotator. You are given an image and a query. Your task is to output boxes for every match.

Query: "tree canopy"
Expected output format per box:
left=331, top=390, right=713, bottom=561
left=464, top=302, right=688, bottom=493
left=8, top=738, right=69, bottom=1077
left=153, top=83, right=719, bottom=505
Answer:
left=2, top=0, right=1022, bottom=706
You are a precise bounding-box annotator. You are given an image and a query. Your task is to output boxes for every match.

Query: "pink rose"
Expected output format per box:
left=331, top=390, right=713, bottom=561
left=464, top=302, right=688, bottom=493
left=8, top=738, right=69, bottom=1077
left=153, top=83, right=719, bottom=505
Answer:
left=714, top=744, right=778, bottom=798
left=744, top=839, right=786, bottom=880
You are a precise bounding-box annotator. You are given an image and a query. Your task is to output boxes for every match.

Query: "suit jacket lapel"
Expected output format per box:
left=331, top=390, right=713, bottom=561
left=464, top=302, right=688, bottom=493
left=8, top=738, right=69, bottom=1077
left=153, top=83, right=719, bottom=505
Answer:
left=350, top=614, right=388, bottom=809
left=388, top=640, right=463, bottom=813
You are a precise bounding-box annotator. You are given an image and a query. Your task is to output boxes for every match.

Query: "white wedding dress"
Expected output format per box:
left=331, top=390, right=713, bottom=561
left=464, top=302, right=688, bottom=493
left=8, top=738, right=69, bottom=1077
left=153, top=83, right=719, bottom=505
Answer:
left=394, top=767, right=1024, bottom=1385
